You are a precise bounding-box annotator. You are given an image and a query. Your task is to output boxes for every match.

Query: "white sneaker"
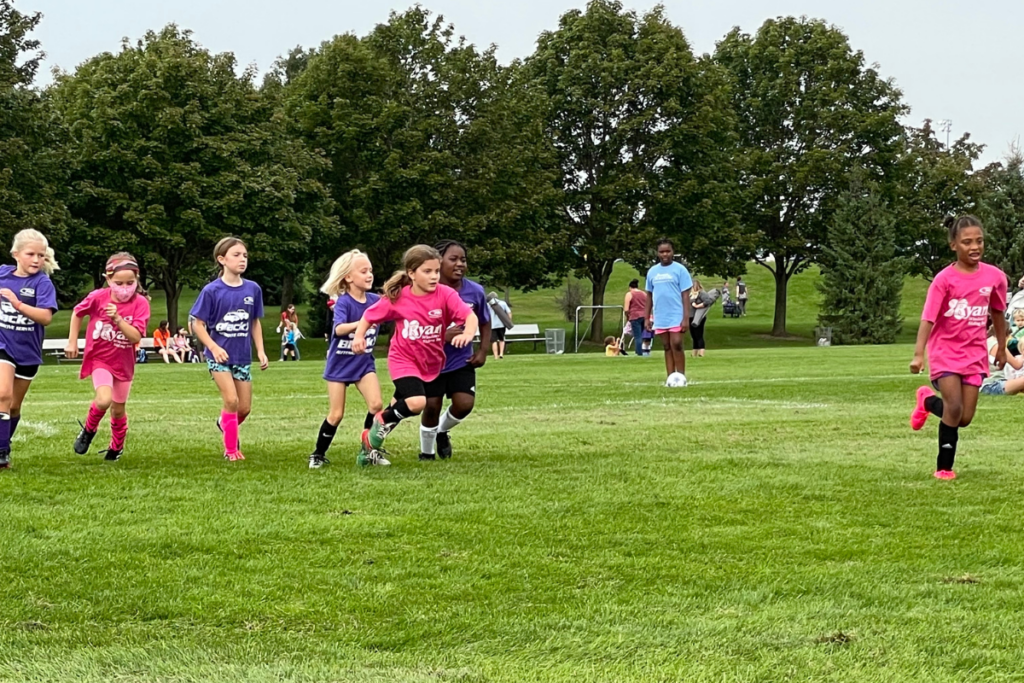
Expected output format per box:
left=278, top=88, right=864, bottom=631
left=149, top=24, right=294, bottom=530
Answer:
left=367, top=449, right=391, bottom=466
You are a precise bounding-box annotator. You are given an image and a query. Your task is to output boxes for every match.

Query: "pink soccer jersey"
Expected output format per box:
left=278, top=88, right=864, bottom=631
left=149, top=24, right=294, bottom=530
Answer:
left=73, top=289, right=151, bottom=382
left=363, top=284, right=471, bottom=382
left=922, top=262, right=1007, bottom=380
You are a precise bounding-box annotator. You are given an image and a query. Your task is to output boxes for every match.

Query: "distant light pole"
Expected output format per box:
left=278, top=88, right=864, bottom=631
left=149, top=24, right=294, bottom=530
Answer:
left=939, top=119, right=953, bottom=148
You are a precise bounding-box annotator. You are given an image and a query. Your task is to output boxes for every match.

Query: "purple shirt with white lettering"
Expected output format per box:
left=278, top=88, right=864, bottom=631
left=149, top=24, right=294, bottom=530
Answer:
left=0, top=265, right=57, bottom=366
left=324, top=292, right=379, bottom=383
left=441, top=278, right=491, bottom=375
left=189, top=278, right=264, bottom=365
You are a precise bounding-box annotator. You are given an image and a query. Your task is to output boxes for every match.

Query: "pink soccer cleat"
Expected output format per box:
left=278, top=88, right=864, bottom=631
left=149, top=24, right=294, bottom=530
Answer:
left=934, top=470, right=956, bottom=480
left=911, top=386, right=935, bottom=431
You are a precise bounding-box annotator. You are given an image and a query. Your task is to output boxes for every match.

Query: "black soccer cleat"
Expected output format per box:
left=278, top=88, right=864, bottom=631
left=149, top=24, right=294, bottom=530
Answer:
left=0, top=448, right=9, bottom=469
left=101, top=448, right=122, bottom=461
left=73, top=421, right=97, bottom=455
left=436, top=431, right=453, bottom=459
left=418, top=452, right=436, bottom=461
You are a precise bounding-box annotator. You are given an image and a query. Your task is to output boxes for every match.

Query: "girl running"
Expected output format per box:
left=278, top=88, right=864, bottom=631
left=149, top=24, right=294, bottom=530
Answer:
left=418, top=240, right=491, bottom=461
left=309, top=249, right=386, bottom=469
left=910, top=215, right=1008, bottom=480
left=352, top=245, right=477, bottom=458
left=66, top=253, right=150, bottom=461
left=0, top=229, right=58, bottom=469
left=190, top=237, right=269, bottom=461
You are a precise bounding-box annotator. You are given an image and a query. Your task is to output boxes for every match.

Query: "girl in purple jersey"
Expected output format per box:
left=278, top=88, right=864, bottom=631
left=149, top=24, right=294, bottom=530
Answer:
left=0, top=229, right=58, bottom=469
left=190, top=237, right=269, bottom=462
left=309, top=249, right=387, bottom=469
left=418, top=240, right=491, bottom=461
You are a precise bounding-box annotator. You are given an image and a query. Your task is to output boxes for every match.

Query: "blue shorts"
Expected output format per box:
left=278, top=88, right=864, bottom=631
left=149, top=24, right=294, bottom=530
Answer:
left=207, top=360, right=252, bottom=382
left=981, top=381, right=1006, bottom=396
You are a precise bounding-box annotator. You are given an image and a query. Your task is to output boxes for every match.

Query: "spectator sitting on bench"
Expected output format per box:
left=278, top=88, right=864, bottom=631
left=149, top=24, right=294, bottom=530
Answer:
left=172, top=326, right=196, bottom=363
left=153, top=320, right=183, bottom=364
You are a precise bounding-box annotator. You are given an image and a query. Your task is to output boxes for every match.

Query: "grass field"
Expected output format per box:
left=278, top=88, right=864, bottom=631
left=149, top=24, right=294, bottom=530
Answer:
left=2, top=344, right=1023, bottom=682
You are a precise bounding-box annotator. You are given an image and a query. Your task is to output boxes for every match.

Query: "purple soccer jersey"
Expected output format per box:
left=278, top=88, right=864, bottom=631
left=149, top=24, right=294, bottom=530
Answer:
left=440, top=277, right=490, bottom=375
left=189, top=278, right=264, bottom=365
left=324, top=292, right=379, bottom=383
left=0, top=265, right=58, bottom=366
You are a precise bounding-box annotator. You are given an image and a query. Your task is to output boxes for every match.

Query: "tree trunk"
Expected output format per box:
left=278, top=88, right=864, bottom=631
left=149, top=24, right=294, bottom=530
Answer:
left=771, top=264, right=789, bottom=337
left=588, top=262, right=614, bottom=343
left=164, top=283, right=181, bottom=332
left=280, top=272, right=295, bottom=310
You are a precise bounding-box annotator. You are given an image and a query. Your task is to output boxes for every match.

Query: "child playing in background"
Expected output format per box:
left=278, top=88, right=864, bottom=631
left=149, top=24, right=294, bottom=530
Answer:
left=66, top=253, right=150, bottom=461
left=910, top=215, right=1008, bottom=480
left=605, top=336, right=622, bottom=357
left=310, top=249, right=387, bottom=468
left=352, top=245, right=477, bottom=459
left=0, top=229, right=58, bottom=469
left=190, top=237, right=269, bottom=462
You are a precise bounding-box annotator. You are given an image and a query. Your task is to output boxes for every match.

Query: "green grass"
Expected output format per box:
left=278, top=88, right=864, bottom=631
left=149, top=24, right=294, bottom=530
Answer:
left=2, top=346, right=1023, bottom=681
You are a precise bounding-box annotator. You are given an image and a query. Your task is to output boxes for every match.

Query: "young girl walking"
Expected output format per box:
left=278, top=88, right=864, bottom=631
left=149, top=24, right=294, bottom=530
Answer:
left=352, top=245, right=478, bottom=458
left=190, top=237, right=269, bottom=461
left=417, top=240, right=491, bottom=461
left=910, top=215, right=1008, bottom=480
left=309, top=249, right=387, bottom=468
left=66, top=253, right=151, bottom=461
left=0, top=229, right=59, bottom=469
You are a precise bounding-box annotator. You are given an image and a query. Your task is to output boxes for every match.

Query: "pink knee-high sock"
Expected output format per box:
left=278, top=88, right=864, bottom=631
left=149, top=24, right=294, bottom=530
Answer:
left=109, top=415, right=128, bottom=451
left=85, top=403, right=106, bottom=433
left=220, top=411, right=239, bottom=454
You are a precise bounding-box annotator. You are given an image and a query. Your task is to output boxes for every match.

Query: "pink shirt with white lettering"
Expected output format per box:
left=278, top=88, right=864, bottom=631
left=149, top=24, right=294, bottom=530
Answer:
left=922, top=261, right=1007, bottom=380
left=73, top=288, right=151, bottom=382
left=363, top=284, right=471, bottom=382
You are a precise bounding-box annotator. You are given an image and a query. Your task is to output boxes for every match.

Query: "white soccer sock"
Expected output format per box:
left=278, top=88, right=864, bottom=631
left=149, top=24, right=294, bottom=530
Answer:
left=420, top=425, right=438, bottom=455
left=438, top=409, right=463, bottom=433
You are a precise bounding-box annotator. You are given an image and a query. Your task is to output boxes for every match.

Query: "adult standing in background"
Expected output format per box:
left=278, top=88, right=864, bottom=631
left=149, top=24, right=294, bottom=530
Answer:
left=623, top=279, right=648, bottom=356
left=277, top=303, right=301, bottom=361
left=736, top=276, right=748, bottom=316
left=689, top=279, right=709, bottom=358
left=489, top=292, right=512, bottom=360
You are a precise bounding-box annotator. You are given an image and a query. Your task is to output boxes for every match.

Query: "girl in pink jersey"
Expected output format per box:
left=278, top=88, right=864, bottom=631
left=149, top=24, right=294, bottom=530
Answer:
left=352, top=245, right=478, bottom=457
left=910, top=215, right=1008, bottom=480
left=66, top=253, right=151, bottom=461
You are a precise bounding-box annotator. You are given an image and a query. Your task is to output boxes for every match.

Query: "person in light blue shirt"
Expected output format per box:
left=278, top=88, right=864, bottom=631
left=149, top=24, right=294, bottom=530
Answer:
left=644, top=238, right=692, bottom=382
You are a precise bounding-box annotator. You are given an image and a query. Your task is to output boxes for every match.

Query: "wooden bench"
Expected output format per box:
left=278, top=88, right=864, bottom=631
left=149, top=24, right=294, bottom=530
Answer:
left=43, top=337, right=157, bottom=363
left=475, top=323, right=545, bottom=351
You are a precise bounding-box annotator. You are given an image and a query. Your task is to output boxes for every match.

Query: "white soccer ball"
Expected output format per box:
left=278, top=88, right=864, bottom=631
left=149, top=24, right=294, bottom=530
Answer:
left=665, top=372, right=688, bottom=388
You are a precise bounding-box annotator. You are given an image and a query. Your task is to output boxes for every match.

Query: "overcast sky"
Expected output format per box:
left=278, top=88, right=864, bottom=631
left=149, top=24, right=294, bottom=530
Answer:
left=23, top=0, right=1023, bottom=165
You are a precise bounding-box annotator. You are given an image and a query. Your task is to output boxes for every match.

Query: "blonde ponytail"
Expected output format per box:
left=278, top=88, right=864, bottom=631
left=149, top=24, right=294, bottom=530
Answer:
left=383, top=245, right=442, bottom=302
left=42, top=247, right=59, bottom=276
left=321, top=249, right=369, bottom=297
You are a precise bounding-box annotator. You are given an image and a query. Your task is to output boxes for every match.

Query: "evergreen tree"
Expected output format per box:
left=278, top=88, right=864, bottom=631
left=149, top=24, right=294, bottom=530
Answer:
left=817, top=180, right=907, bottom=344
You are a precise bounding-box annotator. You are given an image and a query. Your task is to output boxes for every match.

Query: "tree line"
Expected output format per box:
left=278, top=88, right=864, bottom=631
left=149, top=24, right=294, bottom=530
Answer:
left=2, top=0, right=1023, bottom=342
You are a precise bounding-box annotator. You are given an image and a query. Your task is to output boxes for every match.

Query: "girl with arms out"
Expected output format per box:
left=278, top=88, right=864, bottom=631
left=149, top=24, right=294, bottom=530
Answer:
left=352, top=245, right=477, bottom=458
left=910, top=215, right=1008, bottom=479
left=67, top=253, right=150, bottom=460
left=190, top=237, right=269, bottom=461
left=310, top=249, right=387, bottom=469
left=0, top=230, right=58, bottom=469
left=418, top=240, right=491, bottom=461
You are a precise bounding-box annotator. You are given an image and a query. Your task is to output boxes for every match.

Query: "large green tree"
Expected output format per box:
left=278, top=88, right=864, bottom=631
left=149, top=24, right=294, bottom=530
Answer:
left=527, top=0, right=737, bottom=340
left=980, top=149, right=1024, bottom=281
left=715, top=17, right=907, bottom=336
left=53, top=26, right=332, bottom=328
left=897, top=120, right=986, bottom=279
left=0, top=1, right=69, bottom=252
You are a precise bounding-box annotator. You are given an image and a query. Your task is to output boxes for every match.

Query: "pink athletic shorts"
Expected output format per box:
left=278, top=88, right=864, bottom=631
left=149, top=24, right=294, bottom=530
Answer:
left=92, top=368, right=133, bottom=403
left=655, top=326, right=683, bottom=335
left=931, top=372, right=984, bottom=390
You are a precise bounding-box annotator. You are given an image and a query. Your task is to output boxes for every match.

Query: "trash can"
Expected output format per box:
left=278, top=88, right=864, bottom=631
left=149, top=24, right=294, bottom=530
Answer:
left=545, top=328, right=565, bottom=355
left=815, top=326, right=833, bottom=347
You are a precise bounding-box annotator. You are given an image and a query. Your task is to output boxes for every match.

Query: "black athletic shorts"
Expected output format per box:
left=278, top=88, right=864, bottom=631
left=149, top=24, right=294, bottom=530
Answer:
left=426, top=365, right=476, bottom=399
left=0, top=348, right=38, bottom=380
left=392, top=376, right=427, bottom=401
left=492, top=328, right=506, bottom=342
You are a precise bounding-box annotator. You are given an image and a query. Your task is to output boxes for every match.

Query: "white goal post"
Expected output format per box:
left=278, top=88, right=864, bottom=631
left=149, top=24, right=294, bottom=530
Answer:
left=574, top=305, right=624, bottom=353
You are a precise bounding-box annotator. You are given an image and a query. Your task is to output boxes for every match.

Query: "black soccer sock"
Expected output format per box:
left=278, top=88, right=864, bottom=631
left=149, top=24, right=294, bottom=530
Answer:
left=314, top=420, right=338, bottom=456
left=364, top=412, right=375, bottom=430
left=925, top=395, right=944, bottom=419
left=381, top=399, right=410, bottom=426
left=937, top=422, right=959, bottom=472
